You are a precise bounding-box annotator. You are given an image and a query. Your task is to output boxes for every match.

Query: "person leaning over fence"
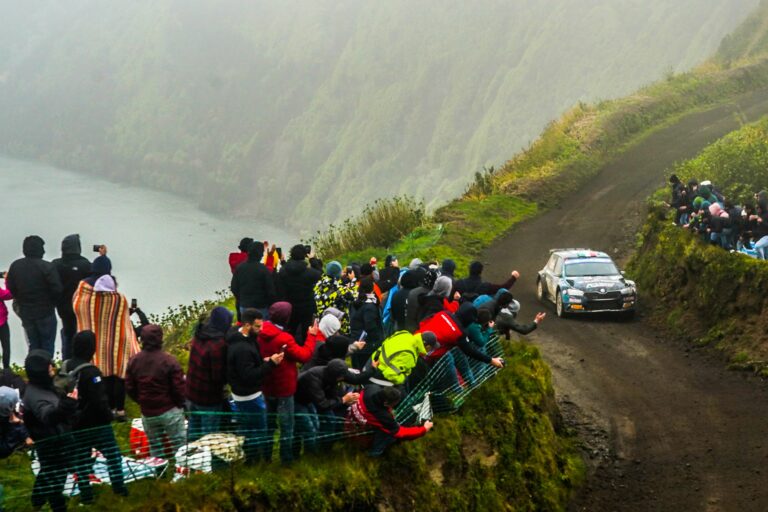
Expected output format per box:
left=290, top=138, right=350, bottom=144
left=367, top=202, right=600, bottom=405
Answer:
left=346, top=383, right=433, bottom=457
left=23, top=350, right=78, bottom=512
left=125, top=325, right=186, bottom=460
left=186, top=306, right=232, bottom=441
left=368, top=331, right=437, bottom=387
left=294, top=359, right=370, bottom=454
left=68, top=331, right=128, bottom=502
left=226, top=308, right=283, bottom=463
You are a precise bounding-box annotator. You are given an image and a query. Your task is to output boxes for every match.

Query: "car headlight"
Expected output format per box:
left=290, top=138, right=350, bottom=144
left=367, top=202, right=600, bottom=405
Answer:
left=620, top=287, right=636, bottom=295
left=564, top=288, right=584, bottom=296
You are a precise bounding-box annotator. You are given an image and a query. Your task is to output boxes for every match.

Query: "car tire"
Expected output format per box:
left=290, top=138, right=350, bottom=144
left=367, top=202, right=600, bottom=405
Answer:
left=555, top=290, right=567, bottom=318
left=536, top=278, right=545, bottom=302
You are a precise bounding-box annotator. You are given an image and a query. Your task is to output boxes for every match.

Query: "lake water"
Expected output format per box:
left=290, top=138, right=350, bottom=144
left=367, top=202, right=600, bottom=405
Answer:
left=1, top=157, right=293, bottom=364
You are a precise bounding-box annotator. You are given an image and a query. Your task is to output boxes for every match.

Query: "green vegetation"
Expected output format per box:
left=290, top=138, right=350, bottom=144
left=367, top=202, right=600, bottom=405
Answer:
left=0, top=340, right=584, bottom=512
left=629, top=117, right=768, bottom=371
left=0, top=1, right=757, bottom=230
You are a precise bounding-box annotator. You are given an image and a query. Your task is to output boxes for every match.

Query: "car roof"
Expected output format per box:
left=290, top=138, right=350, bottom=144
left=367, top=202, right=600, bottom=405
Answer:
left=550, top=248, right=612, bottom=260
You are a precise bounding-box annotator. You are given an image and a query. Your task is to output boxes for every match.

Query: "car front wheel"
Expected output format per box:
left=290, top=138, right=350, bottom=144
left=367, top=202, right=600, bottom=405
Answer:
left=556, top=291, right=567, bottom=318
left=536, top=278, right=545, bottom=302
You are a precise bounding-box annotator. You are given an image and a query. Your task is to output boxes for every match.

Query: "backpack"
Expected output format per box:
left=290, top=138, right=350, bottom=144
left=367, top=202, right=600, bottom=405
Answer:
left=418, top=311, right=463, bottom=362
left=53, top=360, right=95, bottom=396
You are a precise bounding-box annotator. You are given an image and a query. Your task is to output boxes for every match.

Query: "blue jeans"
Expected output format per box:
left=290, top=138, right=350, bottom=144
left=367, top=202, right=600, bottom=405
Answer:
left=368, top=430, right=397, bottom=457
left=231, top=395, right=268, bottom=462
left=294, top=403, right=320, bottom=455
left=186, top=402, right=222, bottom=442
left=755, top=235, right=768, bottom=260
left=265, top=396, right=294, bottom=464
left=22, top=313, right=57, bottom=356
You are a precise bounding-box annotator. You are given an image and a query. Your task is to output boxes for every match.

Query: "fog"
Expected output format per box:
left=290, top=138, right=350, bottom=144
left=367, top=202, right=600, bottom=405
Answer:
left=0, top=0, right=758, bottom=233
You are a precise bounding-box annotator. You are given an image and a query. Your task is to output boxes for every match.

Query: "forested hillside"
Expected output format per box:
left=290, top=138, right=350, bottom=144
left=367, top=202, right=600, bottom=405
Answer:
left=0, top=0, right=758, bottom=230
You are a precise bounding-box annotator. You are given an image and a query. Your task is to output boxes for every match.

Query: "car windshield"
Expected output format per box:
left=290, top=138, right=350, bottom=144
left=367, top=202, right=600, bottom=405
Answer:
left=564, top=259, right=618, bottom=277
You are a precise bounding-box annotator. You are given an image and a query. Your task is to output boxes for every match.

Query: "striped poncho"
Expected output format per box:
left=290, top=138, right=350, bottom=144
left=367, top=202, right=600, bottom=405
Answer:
left=72, top=280, right=140, bottom=378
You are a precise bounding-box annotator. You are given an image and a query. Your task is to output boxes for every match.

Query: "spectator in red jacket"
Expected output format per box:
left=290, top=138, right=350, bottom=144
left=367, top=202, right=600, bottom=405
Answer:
left=125, top=325, right=186, bottom=459
left=185, top=306, right=232, bottom=441
left=257, top=302, right=316, bottom=464
left=347, top=384, right=433, bottom=456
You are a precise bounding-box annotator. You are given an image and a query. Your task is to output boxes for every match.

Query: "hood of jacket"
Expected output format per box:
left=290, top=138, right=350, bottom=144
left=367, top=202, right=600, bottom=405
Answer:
left=22, top=235, right=45, bottom=259
left=25, top=349, right=53, bottom=387
left=441, top=259, right=456, bottom=277
left=469, top=261, right=484, bottom=277
left=247, top=242, right=265, bottom=262
left=323, top=359, right=349, bottom=384
left=73, top=330, right=96, bottom=361
left=319, top=335, right=352, bottom=361
left=140, top=325, right=164, bottom=350
left=91, top=255, right=112, bottom=277
left=319, top=315, right=341, bottom=338
left=456, top=302, right=479, bottom=327
left=282, top=258, right=308, bottom=276
left=258, top=320, right=285, bottom=343
left=61, top=234, right=83, bottom=256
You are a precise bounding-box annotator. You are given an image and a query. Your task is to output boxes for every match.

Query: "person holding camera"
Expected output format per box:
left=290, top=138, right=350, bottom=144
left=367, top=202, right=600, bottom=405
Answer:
left=6, top=236, right=62, bottom=356
left=276, top=245, right=321, bottom=344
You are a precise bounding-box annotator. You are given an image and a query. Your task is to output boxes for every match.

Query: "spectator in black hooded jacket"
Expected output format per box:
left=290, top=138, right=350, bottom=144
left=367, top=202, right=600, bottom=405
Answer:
left=231, top=242, right=276, bottom=321
left=22, top=349, right=78, bottom=512
left=390, top=269, right=421, bottom=332
left=377, top=255, right=400, bottom=293
left=454, top=261, right=519, bottom=296
left=52, top=234, right=91, bottom=360
left=68, top=331, right=127, bottom=502
left=7, top=236, right=63, bottom=356
left=277, top=245, right=322, bottom=343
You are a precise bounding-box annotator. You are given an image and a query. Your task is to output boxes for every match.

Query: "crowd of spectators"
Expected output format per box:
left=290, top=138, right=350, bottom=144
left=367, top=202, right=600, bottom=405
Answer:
left=0, top=234, right=546, bottom=510
left=666, top=175, right=768, bottom=259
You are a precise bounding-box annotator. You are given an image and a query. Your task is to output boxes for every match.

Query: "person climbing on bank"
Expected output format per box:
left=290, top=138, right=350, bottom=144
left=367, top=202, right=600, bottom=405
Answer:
left=346, top=383, right=433, bottom=457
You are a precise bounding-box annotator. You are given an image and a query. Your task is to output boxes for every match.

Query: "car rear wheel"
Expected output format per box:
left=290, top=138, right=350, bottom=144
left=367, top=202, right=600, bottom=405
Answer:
left=536, top=278, right=545, bottom=302
left=555, top=291, right=567, bottom=318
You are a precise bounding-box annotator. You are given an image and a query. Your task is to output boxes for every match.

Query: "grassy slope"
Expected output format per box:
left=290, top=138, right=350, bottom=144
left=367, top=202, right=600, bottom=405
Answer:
left=629, top=118, right=768, bottom=372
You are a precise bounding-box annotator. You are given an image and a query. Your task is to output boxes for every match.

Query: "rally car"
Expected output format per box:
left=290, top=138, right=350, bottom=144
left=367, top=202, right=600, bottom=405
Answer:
left=536, top=249, right=637, bottom=318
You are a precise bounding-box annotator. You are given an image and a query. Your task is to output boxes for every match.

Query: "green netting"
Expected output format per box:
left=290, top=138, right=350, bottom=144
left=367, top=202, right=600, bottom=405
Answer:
left=0, top=336, right=504, bottom=510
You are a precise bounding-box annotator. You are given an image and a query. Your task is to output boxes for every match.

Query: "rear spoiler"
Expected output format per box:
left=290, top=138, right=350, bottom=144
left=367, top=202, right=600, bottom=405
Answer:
left=549, top=248, right=589, bottom=253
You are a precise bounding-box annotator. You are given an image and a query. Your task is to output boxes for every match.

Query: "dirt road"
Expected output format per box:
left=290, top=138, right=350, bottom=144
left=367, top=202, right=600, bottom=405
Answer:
left=481, top=89, right=768, bottom=512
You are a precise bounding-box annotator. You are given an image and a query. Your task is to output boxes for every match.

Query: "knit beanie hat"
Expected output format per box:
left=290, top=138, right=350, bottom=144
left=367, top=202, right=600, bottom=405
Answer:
left=268, top=302, right=292, bottom=326
left=91, top=255, right=112, bottom=277
left=319, top=315, right=341, bottom=338
left=0, top=387, right=19, bottom=418
left=73, top=330, right=96, bottom=361
left=326, top=261, right=343, bottom=279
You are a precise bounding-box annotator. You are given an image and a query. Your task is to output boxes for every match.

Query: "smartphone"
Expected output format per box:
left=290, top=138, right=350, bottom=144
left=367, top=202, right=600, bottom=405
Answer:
left=131, top=298, right=138, bottom=309
left=0, top=272, right=5, bottom=279
left=92, top=244, right=102, bottom=253
left=280, top=344, right=288, bottom=353
left=359, top=331, right=368, bottom=342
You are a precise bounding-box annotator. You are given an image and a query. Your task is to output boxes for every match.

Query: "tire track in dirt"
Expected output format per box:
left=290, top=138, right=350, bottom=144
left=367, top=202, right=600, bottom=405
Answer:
left=481, top=89, right=768, bottom=511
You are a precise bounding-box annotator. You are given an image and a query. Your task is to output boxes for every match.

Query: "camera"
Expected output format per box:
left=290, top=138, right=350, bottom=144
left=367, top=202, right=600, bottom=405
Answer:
left=93, top=245, right=102, bottom=253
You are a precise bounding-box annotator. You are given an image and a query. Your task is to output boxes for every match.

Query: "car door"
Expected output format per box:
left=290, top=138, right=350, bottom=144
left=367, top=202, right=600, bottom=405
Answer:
left=547, top=255, right=562, bottom=299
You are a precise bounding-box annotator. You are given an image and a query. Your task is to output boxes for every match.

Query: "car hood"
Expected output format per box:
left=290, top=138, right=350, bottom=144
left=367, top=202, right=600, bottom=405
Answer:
left=567, top=275, right=627, bottom=291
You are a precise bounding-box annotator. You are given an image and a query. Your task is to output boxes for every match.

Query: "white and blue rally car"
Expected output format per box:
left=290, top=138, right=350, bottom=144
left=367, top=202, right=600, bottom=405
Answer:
left=536, top=249, right=637, bottom=318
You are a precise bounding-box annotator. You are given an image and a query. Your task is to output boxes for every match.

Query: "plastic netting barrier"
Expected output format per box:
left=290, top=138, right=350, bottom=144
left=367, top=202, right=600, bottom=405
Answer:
left=0, top=336, right=504, bottom=509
